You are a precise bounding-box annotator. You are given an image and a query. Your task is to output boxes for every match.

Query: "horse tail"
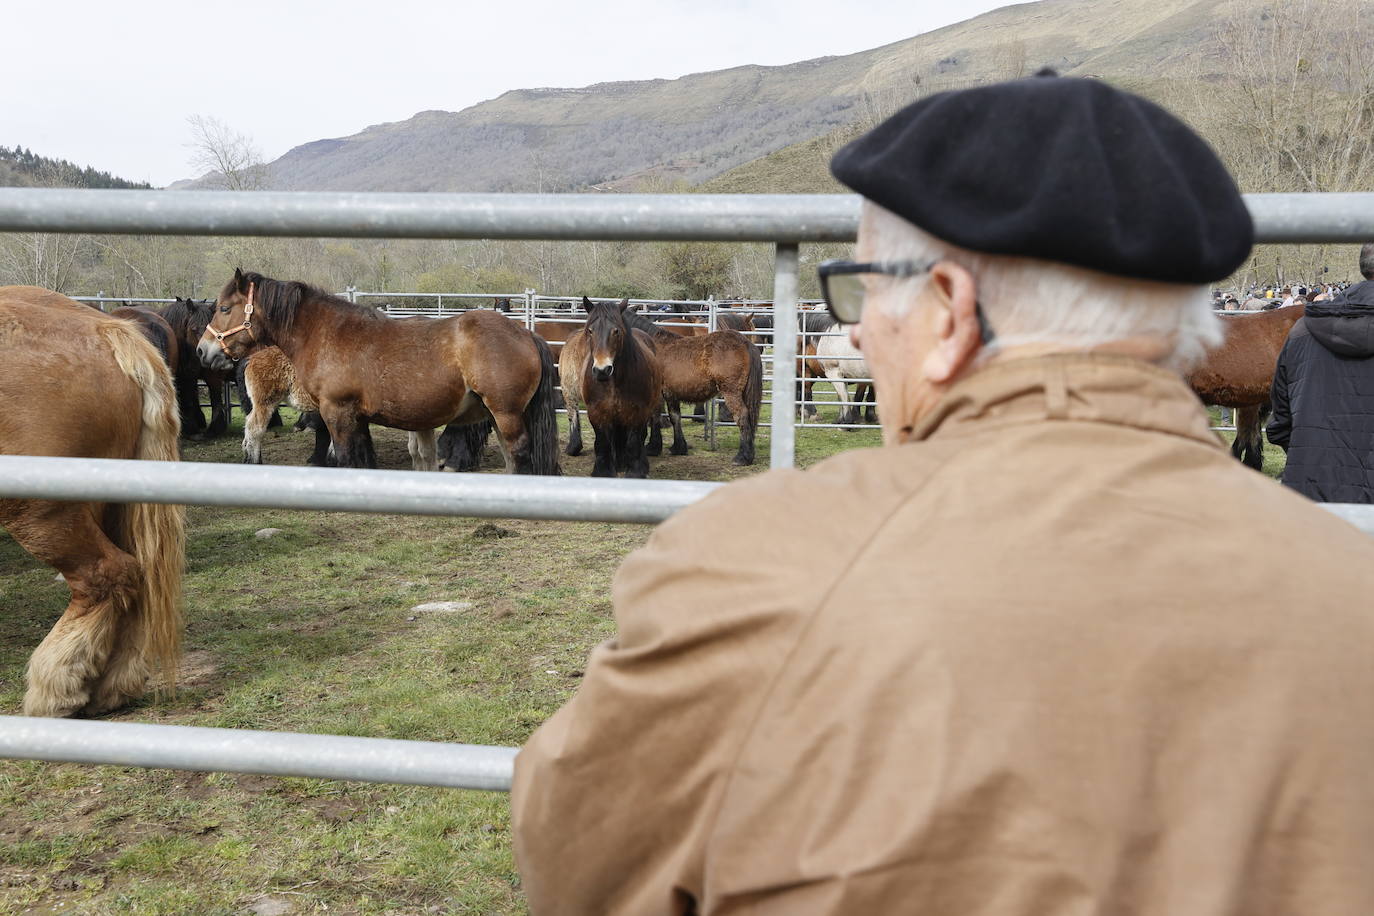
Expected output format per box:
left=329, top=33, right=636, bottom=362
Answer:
left=99, top=321, right=186, bottom=694
left=743, top=332, right=764, bottom=432
left=525, top=333, right=563, bottom=475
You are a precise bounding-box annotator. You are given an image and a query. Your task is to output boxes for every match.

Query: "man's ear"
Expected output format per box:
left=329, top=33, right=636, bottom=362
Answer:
left=921, top=261, right=982, bottom=384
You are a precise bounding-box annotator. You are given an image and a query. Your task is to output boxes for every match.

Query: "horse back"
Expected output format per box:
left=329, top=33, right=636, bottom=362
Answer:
left=1190, top=305, right=1305, bottom=406
left=0, top=288, right=147, bottom=462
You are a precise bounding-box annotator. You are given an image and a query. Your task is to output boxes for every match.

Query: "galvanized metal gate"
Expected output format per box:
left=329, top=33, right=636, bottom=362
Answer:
left=1, top=188, right=1372, bottom=791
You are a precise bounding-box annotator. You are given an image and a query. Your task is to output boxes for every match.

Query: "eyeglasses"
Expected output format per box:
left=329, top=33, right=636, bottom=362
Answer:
left=817, top=258, right=996, bottom=344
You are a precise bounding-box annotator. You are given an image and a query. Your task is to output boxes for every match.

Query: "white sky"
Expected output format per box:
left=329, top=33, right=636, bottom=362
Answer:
left=2, top=0, right=1021, bottom=187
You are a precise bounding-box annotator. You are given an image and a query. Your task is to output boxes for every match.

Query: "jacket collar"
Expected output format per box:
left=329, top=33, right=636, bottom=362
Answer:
left=909, top=353, right=1223, bottom=449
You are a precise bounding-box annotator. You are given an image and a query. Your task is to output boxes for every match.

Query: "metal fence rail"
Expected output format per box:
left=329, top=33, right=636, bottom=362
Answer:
left=2, top=189, right=1372, bottom=243
left=0, top=717, right=516, bottom=791
left=0, top=456, right=720, bottom=524
left=0, top=189, right=861, bottom=242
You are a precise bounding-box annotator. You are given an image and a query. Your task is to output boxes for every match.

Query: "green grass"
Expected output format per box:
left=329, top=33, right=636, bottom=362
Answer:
left=0, top=398, right=1275, bottom=913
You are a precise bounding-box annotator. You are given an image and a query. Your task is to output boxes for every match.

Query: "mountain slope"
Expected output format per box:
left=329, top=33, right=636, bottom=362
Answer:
left=248, top=0, right=1250, bottom=194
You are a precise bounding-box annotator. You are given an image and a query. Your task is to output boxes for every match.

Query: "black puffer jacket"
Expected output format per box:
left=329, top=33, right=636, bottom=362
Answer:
left=1268, top=280, right=1374, bottom=502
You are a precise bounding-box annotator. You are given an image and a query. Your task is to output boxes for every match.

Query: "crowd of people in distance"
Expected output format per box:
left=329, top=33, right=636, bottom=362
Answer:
left=1212, top=282, right=1352, bottom=311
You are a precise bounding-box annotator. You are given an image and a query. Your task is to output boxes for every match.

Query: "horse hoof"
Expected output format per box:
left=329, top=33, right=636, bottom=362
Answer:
left=670, top=445, right=689, bottom=456
left=732, top=455, right=753, bottom=466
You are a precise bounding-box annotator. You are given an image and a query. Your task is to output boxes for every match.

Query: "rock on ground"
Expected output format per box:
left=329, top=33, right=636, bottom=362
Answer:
left=410, top=601, right=474, bottom=614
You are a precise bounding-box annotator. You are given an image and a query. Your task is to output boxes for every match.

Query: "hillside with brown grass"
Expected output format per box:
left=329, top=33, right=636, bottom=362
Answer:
left=247, top=0, right=1293, bottom=194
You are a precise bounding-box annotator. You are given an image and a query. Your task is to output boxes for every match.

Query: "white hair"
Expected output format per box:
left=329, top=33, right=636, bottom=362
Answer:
left=863, top=203, right=1223, bottom=372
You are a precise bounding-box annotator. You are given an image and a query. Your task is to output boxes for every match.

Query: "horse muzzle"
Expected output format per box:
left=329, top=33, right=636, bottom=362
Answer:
left=197, top=339, right=235, bottom=371
left=592, top=363, right=614, bottom=382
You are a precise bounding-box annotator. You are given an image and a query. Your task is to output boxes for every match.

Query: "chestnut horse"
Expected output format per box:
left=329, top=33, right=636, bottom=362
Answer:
left=560, top=298, right=663, bottom=477
left=623, top=311, right=764, bottom=465
left=1188, top=304, right=1306, bottom=470
left=161, top=297, right=232, bottom=438
left=198, top=270, right=560, bottom=474
left=0, top=287, right=184, bottom=717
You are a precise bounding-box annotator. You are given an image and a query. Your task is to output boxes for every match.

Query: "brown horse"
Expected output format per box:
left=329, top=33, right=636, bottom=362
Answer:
left=560, top=298, right=663, bottom=477
left=161, top=297, right=232, bottom=438
left=533, top=317, right=583, bottom=358
left=111, top=306, right=180, bottom=376
left=1188, top=304, right=1306, bottom=470
left=622, top=311, right=764, bottom=465
left=198, top=270, right=560, bottom=474
left=0, top=286, right=185, bottom=717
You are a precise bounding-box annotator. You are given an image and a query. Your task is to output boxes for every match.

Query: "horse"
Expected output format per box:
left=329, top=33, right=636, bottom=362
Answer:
left=198, top=270, right=560, bottom=474
left=111, top=306, right=180, bottom=376
left=559, top=298, right=663, bottom=477
left=0, top=286, right=184, bottom=717
left=161, top=297, right=232, bottom=438
left=805, top=312, right=875, bottom=425
left=621, top=311, right=764, bottom=465
left=1188, top=304, right=1306, bottom=470
left=235, top=346, right=331, bottom=466
left=533, top=317, right=584, bottom=358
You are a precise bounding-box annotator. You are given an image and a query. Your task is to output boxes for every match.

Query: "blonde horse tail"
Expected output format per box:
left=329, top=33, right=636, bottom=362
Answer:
left=99, top=321, right=187, bottom=695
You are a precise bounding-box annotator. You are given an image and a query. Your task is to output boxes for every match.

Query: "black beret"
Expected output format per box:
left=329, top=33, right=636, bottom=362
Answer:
left=830, top=72, right=1254, bottom=284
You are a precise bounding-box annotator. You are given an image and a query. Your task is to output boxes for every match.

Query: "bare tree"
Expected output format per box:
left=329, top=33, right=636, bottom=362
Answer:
left=1169, top=0, right=1374, bottom=284
left=187, top=114, right=271, bottom=191
left=0, top=163, right=89, bottom=291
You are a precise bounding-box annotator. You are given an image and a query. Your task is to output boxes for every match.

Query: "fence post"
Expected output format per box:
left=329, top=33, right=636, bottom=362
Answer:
left=769, top=244, right=799, bottom=469
left=706, top=297, right=718, bottom=450
left=345, top=285, right=357, bottom=304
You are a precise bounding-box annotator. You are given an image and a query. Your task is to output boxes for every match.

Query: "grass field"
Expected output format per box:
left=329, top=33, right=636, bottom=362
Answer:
left=0, top=400, right=1280, bottom=914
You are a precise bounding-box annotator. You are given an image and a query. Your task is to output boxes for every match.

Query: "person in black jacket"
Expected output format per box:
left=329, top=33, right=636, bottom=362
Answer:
left=1268, top=277, right=1374, bottom=501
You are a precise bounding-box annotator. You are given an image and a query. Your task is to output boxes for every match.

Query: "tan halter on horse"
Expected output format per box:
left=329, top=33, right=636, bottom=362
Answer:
left=203, top=282, right=258, bottom=353
left=199, top=270, right=562, bottom=474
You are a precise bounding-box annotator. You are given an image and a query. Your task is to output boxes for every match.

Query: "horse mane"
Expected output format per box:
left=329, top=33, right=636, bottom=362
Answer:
left=621, top=309, right=679, bottom=343
left=801, top=310, right=839, bottom=334
left=225, top=272, right=385, bottom=333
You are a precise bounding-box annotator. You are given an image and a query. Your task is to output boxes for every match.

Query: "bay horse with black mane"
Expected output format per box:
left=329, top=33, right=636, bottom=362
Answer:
left=1188, top=304, right=1306, bottom=470
left=560, top=297, right=663, bottom=477
left=1, top=286, right=185, bottom=717
left=622, top=310, right=763, bottom=465
left=198, top=270, right=560, bottom=474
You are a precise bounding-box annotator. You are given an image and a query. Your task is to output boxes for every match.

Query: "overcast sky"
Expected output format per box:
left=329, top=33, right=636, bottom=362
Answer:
left=3, top=0, right=1021, bottom=187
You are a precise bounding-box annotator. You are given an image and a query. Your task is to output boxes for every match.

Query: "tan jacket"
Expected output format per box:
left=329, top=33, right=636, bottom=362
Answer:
left=512, top=354, right=1374, bottom=915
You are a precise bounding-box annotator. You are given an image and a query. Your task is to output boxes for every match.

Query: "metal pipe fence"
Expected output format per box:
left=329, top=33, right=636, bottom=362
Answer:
left=0, top=717, right=517, bottom=792
left=4, top=188, right=1374, bottom=789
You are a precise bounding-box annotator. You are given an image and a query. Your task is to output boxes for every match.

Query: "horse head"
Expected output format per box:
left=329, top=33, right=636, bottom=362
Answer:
left=585, top=297, right=634, bottom=383
left=198, top=268, right=275, bottom=369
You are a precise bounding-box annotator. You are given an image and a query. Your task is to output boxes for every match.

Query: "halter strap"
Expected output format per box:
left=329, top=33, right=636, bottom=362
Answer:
left=205, top=282, right=258, bottom=351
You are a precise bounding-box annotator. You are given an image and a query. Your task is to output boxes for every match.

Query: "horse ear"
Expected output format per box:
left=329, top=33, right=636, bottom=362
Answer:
left=582, top=296, right=592, bottom=307
left=233, top=267, right=244, bottom=289
left=619, top=299, right=633, bottom=313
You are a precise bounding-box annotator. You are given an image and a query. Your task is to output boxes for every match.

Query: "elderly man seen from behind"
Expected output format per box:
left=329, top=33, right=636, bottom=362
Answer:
left=512, top=72, right=1374, bottom=915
